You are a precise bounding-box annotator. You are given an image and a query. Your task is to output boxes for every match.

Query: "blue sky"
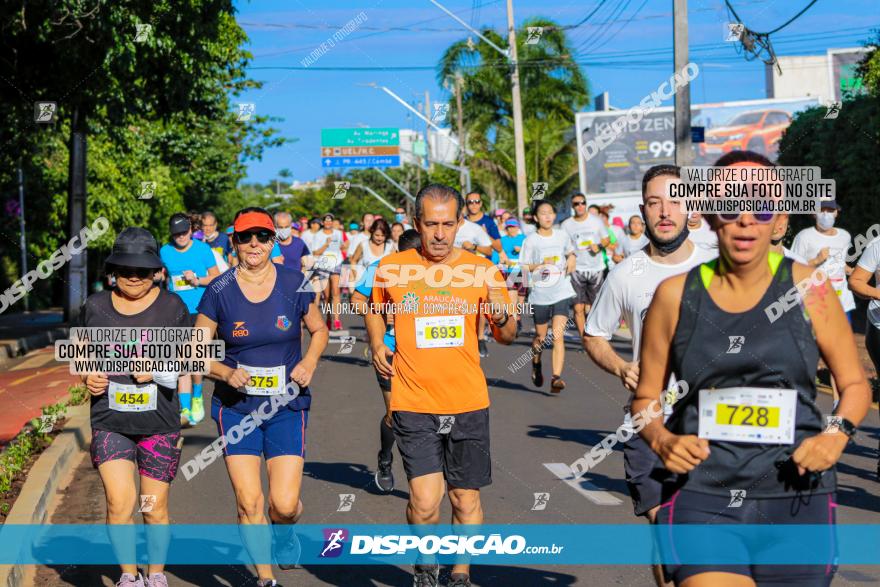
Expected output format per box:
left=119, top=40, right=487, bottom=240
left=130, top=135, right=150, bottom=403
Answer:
left=234, top=0, right=879, bottom=184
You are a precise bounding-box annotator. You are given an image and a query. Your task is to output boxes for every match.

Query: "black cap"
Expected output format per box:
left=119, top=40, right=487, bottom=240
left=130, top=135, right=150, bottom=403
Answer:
left=820, top=200, right=839, bottom=210
left=169, top=214, right=191, bottom=235
left=105, top=227, right=163, bottom=269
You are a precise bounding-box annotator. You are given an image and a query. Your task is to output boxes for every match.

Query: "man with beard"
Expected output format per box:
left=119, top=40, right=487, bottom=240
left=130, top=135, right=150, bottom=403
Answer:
left=581, top=165, right=716, bottom=587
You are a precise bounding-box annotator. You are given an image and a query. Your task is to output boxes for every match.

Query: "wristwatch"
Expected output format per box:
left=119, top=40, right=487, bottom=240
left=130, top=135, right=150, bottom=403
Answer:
left=824, top=415, right=857, bottom=439
left=492, top=313, right=510, bottom=328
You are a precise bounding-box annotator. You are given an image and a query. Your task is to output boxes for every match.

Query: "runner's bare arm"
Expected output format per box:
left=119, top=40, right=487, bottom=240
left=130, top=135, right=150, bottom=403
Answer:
left=350, top=244, right=363, bottom=266
left=476, top=244, right=493, bottom=256
left=366, top=308, right=393, bottom=378
left=848, top=266, right=880, bottom=300
left=634, top=275, right=710, bottom=474
left=487, top=286, right=516, bottom=344
left=351, top=291, right=369, bottom=316
left=291, top=303, right=329, bottom=387
left=193, top=313, right=246, bottom=387
left=793, top=262, right=871, bottom=474
left=565, top=252, right=576, bottom=275
left=197, top=266, right=220, bottom=286
left=583, top=335, right=638, bottom=392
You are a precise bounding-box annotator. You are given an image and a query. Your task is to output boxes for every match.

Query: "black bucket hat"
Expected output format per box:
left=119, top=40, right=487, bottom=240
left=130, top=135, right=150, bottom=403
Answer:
left=104, top=227, right=164, bottom=269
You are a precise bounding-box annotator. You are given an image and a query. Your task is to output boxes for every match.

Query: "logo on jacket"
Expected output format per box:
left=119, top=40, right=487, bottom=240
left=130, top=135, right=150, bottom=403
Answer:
left=276, top=315, right=291, bottom=331
left=232, top=321, right=249, bottom=337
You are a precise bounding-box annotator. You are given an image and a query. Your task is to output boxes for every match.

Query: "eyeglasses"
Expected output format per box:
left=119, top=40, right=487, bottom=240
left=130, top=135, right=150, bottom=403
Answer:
left=116, top=267, right=154, bottom=279
left=233, top=230, right=274, bottom=244
left=572, top=201, right=587, bottom=207
left=718, top=213, right=775, bottom=224
left=466, top=199, right=481, bottom=205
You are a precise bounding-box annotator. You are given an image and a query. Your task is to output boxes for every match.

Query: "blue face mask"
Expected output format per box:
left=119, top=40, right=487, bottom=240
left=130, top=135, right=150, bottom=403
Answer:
left=395, top=213, right=405, bottom=223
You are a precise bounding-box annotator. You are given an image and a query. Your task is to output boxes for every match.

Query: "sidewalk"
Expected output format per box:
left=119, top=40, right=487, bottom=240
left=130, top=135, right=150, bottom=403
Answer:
left=0, top=309, right=69, bottom=367
left=0, top=310, right=76, bottom=446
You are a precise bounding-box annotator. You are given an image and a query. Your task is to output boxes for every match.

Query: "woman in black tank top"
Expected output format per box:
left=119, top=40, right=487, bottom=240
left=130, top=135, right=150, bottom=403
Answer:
left=630, top=157, right=871, bottom=586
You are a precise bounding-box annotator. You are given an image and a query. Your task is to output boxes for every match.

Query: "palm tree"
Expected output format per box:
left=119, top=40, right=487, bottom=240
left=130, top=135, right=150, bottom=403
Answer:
left=437, top=17, right=589, bottom=206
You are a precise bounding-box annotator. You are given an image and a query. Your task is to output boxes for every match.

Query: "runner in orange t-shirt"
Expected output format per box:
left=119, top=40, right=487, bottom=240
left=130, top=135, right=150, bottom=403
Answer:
left=367, top=183, right=516, bottom=587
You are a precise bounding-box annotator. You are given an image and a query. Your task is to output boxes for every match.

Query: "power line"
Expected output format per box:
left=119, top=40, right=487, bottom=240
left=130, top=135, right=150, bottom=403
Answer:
left=578, top=0, right=650, bottom=56
left=726, top=0, right=821, bottom=36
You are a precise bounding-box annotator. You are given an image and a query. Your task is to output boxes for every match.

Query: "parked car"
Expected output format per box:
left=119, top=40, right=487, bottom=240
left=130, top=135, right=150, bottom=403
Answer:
left=700, top=109, right=791, bottom=158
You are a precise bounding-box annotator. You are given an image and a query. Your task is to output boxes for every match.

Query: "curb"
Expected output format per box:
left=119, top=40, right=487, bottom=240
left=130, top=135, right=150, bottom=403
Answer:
left=0, top=327, right=69, bottom=370
left=0, top=402, right=90, bottom=587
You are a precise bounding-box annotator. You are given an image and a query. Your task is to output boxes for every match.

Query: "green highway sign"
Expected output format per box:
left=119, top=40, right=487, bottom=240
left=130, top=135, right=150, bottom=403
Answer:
left=321, top=128, right=399, bottom=147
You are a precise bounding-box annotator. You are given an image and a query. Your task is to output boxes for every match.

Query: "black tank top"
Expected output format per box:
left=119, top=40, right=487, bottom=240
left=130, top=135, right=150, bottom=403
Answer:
left=667, top=254, right=834, bottom=497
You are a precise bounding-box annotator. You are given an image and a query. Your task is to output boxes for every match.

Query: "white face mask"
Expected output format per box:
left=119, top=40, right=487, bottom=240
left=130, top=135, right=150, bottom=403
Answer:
left=817, top=212, right=836, bottom=230
left=276, top=227, right=292, bottom=240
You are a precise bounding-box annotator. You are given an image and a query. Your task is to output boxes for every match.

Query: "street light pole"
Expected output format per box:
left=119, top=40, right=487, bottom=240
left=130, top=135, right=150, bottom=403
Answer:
left=454, top=74, right=467, bottom=192
left=506, top=0, right=528, bottom=217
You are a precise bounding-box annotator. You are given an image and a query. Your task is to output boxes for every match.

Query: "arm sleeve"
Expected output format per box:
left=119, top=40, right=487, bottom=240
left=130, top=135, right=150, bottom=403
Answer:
left=857, top=240, right=880, bottom=273
left=584, top=276, right=624, bottom=339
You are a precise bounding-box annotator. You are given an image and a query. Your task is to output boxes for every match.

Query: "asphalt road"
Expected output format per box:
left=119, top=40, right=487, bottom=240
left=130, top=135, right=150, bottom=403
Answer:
left=34, top=316, right=880, bottom=586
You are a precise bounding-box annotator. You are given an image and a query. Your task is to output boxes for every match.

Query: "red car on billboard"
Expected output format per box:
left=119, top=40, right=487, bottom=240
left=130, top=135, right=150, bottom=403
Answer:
left=700, top=109, right=792, bottom=159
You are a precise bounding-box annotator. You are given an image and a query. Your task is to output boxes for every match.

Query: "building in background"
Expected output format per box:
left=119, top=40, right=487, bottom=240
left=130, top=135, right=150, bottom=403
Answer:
left=766, top=47, right=869, bottom=104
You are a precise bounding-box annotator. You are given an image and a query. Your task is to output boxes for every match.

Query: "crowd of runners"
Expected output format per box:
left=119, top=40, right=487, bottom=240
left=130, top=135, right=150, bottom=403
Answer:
left=76, top=150, right=878, bottom=587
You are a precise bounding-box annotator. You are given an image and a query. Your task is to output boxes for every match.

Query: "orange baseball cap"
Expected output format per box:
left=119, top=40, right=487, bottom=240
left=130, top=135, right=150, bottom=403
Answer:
left=233, top=211, right=275, bottom=233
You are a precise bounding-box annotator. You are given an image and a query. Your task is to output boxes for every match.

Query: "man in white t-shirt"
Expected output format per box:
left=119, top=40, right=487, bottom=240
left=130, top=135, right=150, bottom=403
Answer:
left=686, top=212, right=718, bottom=249
left=453, top=218, right=493, bottom=255
left=583, top=165, right=716, bottom=587
left=791, top=201, right=855, bottom=319
left=561, top=193, right=608, bottom=338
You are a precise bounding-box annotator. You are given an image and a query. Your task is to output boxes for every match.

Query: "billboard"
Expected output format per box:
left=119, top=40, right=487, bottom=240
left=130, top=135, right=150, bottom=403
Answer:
left=575, top=96, right=820, bottom=222
left=828, top=48, right=869, bottom=102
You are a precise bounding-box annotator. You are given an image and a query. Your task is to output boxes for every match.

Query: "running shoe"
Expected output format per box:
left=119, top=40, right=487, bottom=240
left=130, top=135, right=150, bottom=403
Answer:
left=447, top=574, right=471, bottom=587
left=478, top=339, right=488, bottom=358
left=180, top=408, right=193, bottom=427
left=272, top=522, right=302, bottom=570
left=531, top=358, right=544, bottom=387
left=116, top=573, right=145, bottom=587
left=413, top=564, right=439, bottom=587
left=256, top=580, right=278, bottom=587
left=375, top=458, right=394, bottom=493
left=190, top=396, right=205, bottom=424
left=333, top=319, right=343, bottom=331
left=144, top=573, right=168, bottom=587
left=550, top=375, right=566, bottom=394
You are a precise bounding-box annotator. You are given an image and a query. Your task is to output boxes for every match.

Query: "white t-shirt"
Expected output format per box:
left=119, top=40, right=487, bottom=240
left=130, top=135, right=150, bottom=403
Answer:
left=783, top=247, right=807, bottom=264
left=520, top=229, right=577, bottom=306
left=619, top=233, right=649, bottom=258
left=453, top=219, right=493, bottom=250
left=561, top=215, right=607, bottom=273
left=791, top=226, right=855, bottom=312
left=301, top=229, right=320, bottom=251
left=688, top=221, right=718, bottom=248
left=311, top=229, right=345, bottom=270
left=521, top=221, right=537, bottom=236
left=356, top=239, right=394, bottom=269
left=585, top=242, right=717, bottom=430
left=348, top=232, right=368, bottom=258
left=856, top=238, right=880, bottom=328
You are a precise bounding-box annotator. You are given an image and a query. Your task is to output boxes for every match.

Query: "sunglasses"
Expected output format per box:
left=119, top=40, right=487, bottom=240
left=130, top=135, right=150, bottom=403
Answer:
left=116, top=267, right=154, bottom=279
left=572, top=201, right=587, bottom=207
left=234, top=230, right=274, bottom=244
left=466, top=199, right=481, bottom=205
left=718, top=212, right=775, bottom=224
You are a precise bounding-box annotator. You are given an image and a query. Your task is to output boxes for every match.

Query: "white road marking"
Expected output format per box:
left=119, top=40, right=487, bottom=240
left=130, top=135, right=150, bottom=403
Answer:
left=544, top=462, right=623, bottom=506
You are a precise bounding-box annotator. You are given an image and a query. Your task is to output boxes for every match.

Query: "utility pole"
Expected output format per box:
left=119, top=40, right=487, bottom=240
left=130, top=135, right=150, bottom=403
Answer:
left=424, top=90, right=432, bottom=171
left=65, top=106, right=88, bottom=323
left=506, top=0, right=528, bottom=217
left=454, top=74, right=467, bottom=193
left=17, top=162, right=28, bottom=312
left=673, top=0, right=692, bottom=166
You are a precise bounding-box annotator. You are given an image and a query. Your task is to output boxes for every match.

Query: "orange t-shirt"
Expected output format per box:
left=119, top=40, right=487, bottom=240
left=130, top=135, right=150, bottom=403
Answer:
left=371, top=248, right=511, bottom=414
